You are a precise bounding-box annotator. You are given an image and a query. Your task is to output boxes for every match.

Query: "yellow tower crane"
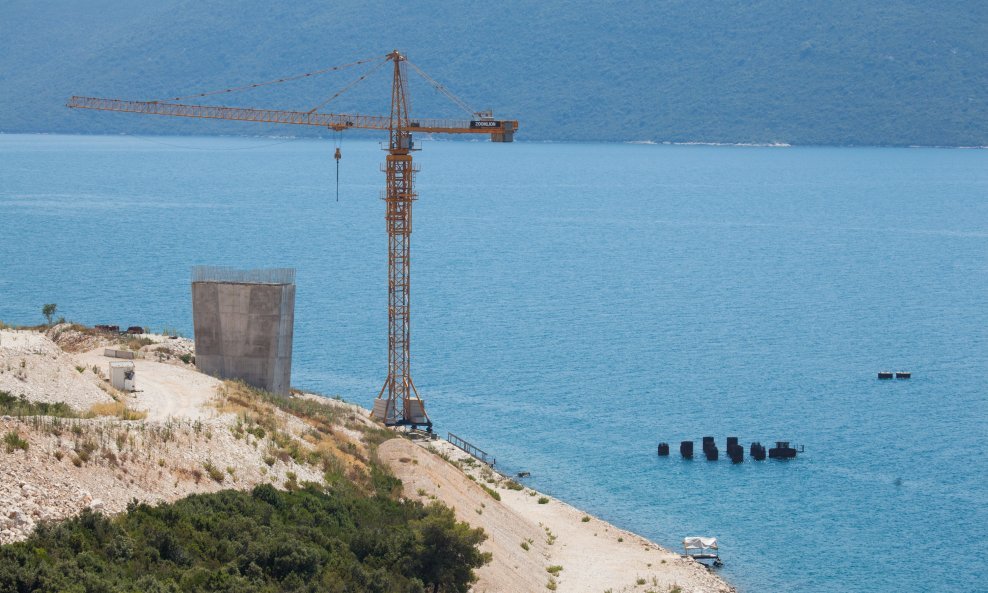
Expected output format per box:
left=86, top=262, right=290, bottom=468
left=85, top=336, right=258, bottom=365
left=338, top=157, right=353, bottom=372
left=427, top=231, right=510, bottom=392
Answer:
left=68, top=50, right=519, bottom=431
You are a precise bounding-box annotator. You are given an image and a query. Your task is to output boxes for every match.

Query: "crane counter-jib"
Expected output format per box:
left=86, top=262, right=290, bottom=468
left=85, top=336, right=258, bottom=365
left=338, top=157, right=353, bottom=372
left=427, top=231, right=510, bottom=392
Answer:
left=66, top=96, right=518, bottom=138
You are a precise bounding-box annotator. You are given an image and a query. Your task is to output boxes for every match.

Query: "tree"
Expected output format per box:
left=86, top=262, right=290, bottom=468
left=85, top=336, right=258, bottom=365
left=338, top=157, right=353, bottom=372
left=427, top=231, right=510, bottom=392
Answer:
left=42, top=304, right=57, bottom=326
left=411, top=504, right=491, bottom=593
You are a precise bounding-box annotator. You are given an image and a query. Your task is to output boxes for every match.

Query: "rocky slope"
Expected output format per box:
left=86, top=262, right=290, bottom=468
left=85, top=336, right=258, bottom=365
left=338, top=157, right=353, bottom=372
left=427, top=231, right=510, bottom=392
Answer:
left=1, top=327, right=733, bottom=592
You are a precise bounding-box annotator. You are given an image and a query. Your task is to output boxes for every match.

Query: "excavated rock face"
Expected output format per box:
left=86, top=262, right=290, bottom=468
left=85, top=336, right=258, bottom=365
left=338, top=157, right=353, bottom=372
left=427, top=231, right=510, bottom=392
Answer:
left=1, top=329, right=114, bottom=408
left=45, top=324, right=116, bottom=353
left=0, top=329, right=374, bottom=547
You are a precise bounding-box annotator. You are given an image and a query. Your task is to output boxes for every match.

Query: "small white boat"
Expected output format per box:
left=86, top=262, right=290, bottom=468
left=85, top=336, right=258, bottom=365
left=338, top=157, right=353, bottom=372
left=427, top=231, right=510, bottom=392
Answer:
left=683, top=536, right=722, bottom=567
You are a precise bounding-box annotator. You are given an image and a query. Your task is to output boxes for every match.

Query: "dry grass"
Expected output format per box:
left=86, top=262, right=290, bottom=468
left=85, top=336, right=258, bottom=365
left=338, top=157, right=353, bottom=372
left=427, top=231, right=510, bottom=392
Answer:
left=86, top=401, right=147, bottom=421
left=216, top=380, right=384, bottom=491
left=124, top=336, right=154, bottom=352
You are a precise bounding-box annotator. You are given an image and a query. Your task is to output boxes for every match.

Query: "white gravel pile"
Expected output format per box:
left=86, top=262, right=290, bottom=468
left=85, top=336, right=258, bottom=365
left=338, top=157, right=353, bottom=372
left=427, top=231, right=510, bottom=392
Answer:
left=0, top=329, right=112, bottom=409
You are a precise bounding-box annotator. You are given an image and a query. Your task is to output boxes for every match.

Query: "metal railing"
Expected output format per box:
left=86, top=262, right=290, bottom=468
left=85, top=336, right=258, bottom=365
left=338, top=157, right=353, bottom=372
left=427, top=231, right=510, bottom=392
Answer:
left=191, top=266, right=295, bottom=285
left=447, top=432, right=495, bottom=466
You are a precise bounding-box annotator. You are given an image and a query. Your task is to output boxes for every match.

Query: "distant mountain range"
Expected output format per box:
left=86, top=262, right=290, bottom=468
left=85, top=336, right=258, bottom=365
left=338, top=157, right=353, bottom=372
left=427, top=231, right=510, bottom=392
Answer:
left=2, top=1, right=985, bottom=146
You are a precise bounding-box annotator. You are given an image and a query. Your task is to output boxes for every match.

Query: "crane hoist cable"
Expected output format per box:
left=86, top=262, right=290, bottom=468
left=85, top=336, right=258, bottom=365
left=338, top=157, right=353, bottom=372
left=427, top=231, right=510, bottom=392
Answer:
left=307, top=58, right=389, bottom=114
left=153, top=56, right=381, bottom=102
left=405, top=59, right=481, bottom=117
left=333, top=128, right=343, bottom=202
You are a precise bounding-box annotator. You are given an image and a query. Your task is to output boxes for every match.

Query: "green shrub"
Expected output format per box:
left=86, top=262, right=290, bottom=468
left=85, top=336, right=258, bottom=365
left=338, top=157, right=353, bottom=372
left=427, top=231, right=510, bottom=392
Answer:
left=0, top=484, right=490, bottom=593
left=481, top=485, right=501, bottom=501
left=74, top=439, right=97, bottom=463
left=537, top=496, right=549, bottom=504
left=3, top=431, right=28, bottom=453
left=0, top=390, right=78, bottom=418
left=203, top=461, right=224, bottom=483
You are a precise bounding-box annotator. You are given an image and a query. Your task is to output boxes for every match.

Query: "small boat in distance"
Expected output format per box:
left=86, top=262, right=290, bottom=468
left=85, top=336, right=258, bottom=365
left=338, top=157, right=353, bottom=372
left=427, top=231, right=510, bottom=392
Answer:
left=683, top=536, right=723, bottom=567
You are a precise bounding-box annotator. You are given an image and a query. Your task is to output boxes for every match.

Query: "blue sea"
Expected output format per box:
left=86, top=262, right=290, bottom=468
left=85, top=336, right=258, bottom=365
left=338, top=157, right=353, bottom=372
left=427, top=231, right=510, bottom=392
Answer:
left=2, top=134, right=986, bottom=592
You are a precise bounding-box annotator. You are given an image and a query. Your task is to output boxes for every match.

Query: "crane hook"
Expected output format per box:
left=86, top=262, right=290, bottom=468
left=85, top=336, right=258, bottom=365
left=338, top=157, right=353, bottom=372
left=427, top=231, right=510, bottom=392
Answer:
left=331, top=126, right=344, bottom=202
left=334, top=146, right=342, bottom=202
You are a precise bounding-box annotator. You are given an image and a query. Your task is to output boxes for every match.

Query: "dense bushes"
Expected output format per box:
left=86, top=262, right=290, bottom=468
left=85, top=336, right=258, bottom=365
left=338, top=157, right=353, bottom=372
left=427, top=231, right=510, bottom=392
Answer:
left=0, top=391, right=77, bottom=418
left=0, top=483, right=490, bottom=593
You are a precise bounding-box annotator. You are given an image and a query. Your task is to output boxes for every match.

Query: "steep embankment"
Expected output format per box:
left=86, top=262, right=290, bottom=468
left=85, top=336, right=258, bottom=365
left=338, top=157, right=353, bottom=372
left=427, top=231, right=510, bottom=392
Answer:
left=379, top=439, right=733, bottom=593
left=0, top=327, right=376, bottom=544
left=1, top=327, right=732, bottom=592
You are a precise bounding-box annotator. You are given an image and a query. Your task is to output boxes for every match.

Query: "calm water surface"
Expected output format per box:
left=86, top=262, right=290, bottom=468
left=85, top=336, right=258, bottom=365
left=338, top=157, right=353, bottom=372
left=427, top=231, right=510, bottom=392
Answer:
left=2, top=134, right=986, bottom=592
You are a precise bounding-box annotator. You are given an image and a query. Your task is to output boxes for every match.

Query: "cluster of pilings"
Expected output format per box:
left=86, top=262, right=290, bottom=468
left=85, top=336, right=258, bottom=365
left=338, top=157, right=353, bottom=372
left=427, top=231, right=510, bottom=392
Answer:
left=658, top=437, right=799, bottom=463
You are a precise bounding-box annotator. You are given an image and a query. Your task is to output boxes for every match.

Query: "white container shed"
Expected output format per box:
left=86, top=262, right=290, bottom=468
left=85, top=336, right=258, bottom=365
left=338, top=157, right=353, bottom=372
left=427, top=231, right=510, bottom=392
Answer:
left=109, top=361, right=136, bottom=391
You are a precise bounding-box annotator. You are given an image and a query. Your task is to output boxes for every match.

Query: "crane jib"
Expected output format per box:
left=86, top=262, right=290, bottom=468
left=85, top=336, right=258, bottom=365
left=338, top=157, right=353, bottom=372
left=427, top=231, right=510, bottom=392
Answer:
left=67, top=96, right=515, bottom=136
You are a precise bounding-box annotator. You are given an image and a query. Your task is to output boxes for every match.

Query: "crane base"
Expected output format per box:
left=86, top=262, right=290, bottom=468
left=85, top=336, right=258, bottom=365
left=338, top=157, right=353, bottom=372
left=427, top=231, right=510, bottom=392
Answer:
left=387, top=419, right=433, bottom=432
left=372, top=397, right=432, bottom=432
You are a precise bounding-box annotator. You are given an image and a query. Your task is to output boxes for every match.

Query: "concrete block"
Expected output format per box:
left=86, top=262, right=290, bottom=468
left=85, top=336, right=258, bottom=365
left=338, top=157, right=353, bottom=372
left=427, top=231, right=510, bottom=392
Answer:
left=191, top=267, right=295, bottom=395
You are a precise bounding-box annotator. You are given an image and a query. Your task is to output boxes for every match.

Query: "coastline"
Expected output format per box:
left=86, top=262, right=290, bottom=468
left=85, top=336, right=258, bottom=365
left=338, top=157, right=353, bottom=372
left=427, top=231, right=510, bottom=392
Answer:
left=1, top=326, right=734, bottom=592
left=380, top=437, right=734, bottom=593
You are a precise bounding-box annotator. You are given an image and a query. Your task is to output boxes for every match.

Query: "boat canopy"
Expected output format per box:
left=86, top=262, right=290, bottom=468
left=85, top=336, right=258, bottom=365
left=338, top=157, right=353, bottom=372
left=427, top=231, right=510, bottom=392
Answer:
left=683, top=536, right=718, bottom=550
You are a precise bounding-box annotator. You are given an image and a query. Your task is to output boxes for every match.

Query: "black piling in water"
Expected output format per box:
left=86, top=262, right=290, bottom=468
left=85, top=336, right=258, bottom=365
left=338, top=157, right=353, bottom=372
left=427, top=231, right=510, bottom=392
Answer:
left=726, top=436, right=739, bottom=449
left=680, top=441, right=694, bottom=459
left=704, top=444, right=719, bottom=461
left=895, top=371, right=911, bottom=379
left=728, top=443, right=744, bottom=463
left=750, top=442, right=766, bottom=460
left=702, top=436, right=715, bottom=447
left=878, top=371, right=894, bottom=379
left=768, top=441, right=797, bottom=459
left=657, top=442, right=670, bottom=456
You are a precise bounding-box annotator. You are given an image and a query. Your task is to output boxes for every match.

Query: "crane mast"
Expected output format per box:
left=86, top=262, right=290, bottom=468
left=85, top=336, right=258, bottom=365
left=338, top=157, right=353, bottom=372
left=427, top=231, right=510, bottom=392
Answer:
left=378, top=50, right=422, bottom=427
left=67, top=50, right=518, bottom=431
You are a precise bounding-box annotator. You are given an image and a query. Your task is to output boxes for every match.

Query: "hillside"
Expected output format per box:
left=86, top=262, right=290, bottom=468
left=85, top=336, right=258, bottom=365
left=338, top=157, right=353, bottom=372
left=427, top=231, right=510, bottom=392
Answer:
left=0, top=326, right=733, bottom=592
left=1, top=1, right=985, bottom=146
